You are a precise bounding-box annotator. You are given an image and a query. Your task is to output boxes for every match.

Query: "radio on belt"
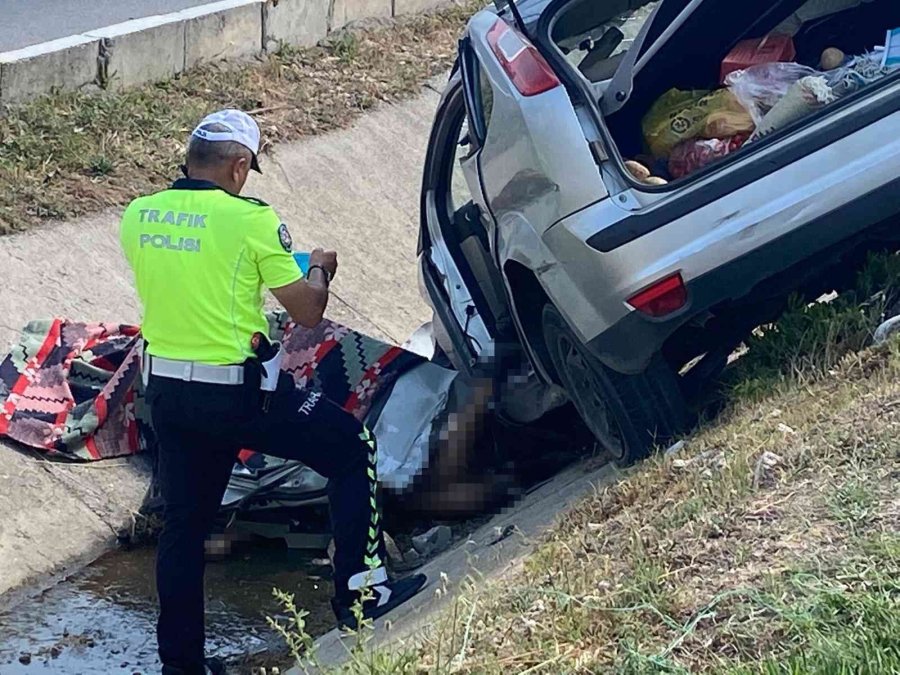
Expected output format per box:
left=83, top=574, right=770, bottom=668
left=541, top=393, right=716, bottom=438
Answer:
left=251, top=332, right=283, bottom=393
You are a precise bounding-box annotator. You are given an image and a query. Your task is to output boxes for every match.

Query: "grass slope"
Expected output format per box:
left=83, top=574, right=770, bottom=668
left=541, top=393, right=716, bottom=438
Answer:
left=0, top=4, right=472, bottom=234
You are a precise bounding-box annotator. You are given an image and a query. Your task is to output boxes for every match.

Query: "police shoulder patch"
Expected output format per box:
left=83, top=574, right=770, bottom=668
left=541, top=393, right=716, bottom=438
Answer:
left=278, top=223, right=293, bottom=252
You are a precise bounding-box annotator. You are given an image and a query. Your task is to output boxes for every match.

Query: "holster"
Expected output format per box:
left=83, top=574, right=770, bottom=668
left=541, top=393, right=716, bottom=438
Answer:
left=258, top=342, right=283, bottom=392
left=251, top=332, right=283, bottom=393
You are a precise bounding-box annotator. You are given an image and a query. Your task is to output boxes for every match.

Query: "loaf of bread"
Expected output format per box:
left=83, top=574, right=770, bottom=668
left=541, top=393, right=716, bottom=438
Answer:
left=625, top=160, right=651, bottom=181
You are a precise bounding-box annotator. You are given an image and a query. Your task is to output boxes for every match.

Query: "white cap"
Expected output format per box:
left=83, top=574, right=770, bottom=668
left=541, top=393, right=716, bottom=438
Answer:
left=191, top=109, right=262, bottom=173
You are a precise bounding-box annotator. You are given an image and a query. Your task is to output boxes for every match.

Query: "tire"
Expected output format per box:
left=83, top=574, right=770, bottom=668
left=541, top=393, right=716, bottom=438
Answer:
left=542, top=304, right=687, bottom=466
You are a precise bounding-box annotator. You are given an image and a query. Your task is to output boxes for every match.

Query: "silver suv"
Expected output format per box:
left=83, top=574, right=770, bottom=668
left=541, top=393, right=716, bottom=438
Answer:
left=418, top=0, right=900, bottom=464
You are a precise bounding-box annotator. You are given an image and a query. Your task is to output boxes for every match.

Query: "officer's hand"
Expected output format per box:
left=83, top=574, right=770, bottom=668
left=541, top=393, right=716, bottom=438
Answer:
left=310, top=248, right=338, bottom=278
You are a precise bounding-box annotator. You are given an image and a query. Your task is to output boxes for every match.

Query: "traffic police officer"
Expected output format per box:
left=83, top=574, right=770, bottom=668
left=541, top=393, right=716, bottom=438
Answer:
left=120, top=109, right=426, bottom=675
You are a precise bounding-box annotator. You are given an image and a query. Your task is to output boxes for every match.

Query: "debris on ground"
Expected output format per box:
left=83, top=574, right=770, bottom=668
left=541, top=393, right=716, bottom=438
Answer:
left=485, top=524, right=516, bottom=546
left=411, top=525, right=452, bottom=557
left=384, top=532, right=405, bottom=566
left=776, top=422, right=796, bottom=435
left=752, top=449, right=784, bottom=489
left=387, top=525, right=454, bottom=572
left=874, top=314, right=900, bottom=344
left=664, top=439, right=686, bottom=456
left=671, top=447, right=725, bottom=473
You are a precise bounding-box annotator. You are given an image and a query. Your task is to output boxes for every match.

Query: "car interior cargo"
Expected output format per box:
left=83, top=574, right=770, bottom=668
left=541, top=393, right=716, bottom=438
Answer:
left=547, top=0, right=900, bottom=186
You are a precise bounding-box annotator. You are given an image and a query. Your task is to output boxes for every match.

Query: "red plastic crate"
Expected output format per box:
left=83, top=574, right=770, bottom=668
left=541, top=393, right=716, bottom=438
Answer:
left=720, top=35, right=796, bottom=83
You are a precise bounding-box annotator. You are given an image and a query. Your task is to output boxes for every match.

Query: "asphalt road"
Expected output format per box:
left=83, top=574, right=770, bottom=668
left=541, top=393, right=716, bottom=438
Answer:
left=0, top=0, right=216, bottom=52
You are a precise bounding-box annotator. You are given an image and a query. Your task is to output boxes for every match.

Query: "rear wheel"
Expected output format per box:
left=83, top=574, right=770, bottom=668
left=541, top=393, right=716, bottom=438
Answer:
left=542, top=304, right=687, bottom=466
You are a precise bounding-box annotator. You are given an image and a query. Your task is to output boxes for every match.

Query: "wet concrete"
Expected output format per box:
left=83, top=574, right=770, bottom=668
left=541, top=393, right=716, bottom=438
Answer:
left=0, top=544, right=334, bottom=674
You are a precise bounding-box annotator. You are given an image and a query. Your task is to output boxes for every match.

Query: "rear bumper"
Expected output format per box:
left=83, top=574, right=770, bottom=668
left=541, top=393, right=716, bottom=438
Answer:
left=587, top=173, right=900, bottom=373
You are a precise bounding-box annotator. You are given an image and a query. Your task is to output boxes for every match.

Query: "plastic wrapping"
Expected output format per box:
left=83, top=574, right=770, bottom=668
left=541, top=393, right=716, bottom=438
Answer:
left=372, top=361, right=458, bottom=491
left=668, top=135, right=748, bottom=179
left=726, top=62, right=821, bottom=125
left=642, top=88, right=754, bottom=158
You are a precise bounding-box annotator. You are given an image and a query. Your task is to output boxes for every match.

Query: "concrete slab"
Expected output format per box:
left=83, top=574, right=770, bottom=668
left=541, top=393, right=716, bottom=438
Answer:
left=0, top=83, right=438, bottom=598
left=263, top=0, right=331, bottom=51
left=182, top=0, right=264, bottom=68
left=331, top=0, right=392, bottom=30
left=0, top=451, right=151, bottom=601
left=249, top=87, right=440, bottom=344
left=0, top=0, right=213, bottom=52
left=0, top=35, right=98, bottom=103
left=87, top=16, right=187, bottom=89
left=0, top=217, right=141, bottom=354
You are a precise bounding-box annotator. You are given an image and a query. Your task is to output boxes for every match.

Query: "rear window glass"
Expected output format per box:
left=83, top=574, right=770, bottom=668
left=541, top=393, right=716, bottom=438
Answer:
left=554, top=1, right=658, bottom=82
left=478, top=66, right=495, bottom=132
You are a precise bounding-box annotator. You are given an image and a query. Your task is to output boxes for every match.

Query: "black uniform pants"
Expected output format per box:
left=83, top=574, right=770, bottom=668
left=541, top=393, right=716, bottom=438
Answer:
left=146, top=367, right=385, bottom=674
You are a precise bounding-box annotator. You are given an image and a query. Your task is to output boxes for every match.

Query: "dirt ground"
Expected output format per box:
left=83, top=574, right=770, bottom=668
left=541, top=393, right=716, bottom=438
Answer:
left=0, top=85, right=437, bottom=600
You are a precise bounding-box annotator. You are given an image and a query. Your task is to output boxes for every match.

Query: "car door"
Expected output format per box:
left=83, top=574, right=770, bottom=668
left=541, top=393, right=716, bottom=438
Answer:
left=420, top=28, right=540, bottom=376
left=419, top=69, right=501, bottom=376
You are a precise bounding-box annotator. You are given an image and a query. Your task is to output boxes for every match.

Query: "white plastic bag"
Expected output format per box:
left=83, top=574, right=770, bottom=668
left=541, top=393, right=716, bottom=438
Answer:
left=725, top=62, right=821, bottom=125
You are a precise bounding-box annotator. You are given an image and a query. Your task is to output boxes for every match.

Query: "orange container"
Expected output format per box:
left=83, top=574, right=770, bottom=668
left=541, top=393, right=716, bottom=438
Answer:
left=720, top=35, right=796, bottom=83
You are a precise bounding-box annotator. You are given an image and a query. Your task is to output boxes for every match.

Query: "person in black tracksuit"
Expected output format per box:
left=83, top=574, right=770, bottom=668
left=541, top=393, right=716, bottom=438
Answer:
left=121, top=109, right=426, bottom=675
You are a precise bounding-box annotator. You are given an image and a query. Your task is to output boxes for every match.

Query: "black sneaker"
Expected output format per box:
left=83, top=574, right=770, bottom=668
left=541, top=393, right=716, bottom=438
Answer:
left=204, top=658, right=226, bottom=675
left=161, top=658, right=225, bottom=675
left=332, top=573, right=427, bottom=630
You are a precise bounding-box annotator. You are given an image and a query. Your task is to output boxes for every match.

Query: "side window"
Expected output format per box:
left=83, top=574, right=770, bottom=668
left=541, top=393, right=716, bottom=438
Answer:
left=450, top=107, right=474, bottom=215
left=477, top=65, right=494, bottom=136
left=459, top=40, right=489, bottom=148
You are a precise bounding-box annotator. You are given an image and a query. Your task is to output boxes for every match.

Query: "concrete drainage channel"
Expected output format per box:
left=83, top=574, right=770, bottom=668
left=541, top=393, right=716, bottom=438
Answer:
left=0, top=459, right=617, bottom=673
left=0, top=25, right=452, bottom=665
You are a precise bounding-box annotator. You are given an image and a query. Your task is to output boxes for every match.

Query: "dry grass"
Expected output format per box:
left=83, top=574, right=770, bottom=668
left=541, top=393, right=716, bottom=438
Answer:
left=0, top=3, right=474, bottom=234
left=357, top=345, right=899, bottom=674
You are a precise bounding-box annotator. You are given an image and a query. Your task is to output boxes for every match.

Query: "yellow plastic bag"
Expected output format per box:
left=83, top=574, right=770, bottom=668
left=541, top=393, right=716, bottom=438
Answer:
left=642, top=88, right=754, bottom=158
left=703, top=90, right=756, bottom=139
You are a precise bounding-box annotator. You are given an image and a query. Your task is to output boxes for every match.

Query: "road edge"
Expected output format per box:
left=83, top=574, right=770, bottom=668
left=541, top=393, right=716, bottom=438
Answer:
left=0, top=0, right=449, bottom=102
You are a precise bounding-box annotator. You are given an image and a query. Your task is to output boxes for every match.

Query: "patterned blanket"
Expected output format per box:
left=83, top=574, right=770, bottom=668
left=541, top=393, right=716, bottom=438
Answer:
left=0, top=314, right=422, bottom=461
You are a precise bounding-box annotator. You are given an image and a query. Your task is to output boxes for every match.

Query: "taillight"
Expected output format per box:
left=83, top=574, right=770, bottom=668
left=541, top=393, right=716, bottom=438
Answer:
left=628, top=273, right=687, bottom=318
left=487, top=19, right=560, bottom=97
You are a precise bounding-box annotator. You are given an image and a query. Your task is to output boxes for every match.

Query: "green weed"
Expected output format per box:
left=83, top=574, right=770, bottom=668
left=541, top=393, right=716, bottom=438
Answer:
left=726, top=252, right=900, bottom=401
